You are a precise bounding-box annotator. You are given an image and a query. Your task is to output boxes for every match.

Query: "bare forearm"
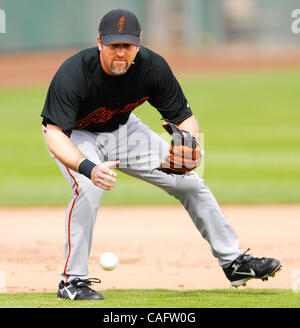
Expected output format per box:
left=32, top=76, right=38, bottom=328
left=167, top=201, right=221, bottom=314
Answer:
left=46, top=124, right=119, bottom=190
left=176, top=115, right=200, bottom=142
left=46, top=124, right=85, bottom=172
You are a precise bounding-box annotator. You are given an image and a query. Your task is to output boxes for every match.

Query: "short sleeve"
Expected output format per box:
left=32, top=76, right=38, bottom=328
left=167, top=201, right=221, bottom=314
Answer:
left=41, top=68, right=82, bottom=130
left=148, top=56, right=192, bottom=124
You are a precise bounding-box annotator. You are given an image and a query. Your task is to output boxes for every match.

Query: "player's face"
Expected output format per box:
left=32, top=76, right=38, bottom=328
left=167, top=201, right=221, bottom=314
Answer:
left=98, top=37, right=139, bottom=76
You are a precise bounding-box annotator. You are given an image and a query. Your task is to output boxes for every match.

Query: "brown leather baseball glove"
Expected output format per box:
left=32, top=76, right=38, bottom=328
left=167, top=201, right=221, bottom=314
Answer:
left=157, top=121, right=203, bottom=175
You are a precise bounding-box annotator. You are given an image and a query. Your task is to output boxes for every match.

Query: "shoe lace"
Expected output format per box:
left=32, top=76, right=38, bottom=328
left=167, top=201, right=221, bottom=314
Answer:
left=236, top=248, right=265, bottom=265
left=236, top=248, right=252, bottom=264
left=72, top=278, right=101, bottom=292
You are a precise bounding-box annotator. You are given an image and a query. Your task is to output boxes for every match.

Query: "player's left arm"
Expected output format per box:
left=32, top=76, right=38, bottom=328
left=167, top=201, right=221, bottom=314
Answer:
left=157, top=115, right=203, bottom=175
left=175, top=115, right=200, bottom=143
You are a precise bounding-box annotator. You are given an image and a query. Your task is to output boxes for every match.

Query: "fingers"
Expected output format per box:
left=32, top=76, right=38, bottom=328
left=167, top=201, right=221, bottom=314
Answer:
left=93, top=182, right=114, bottom=190
left=100, top=171, right=116, bottom=183
left=101, top=160, right=120, bottom=177
left=91, top=161, right=120, bottom=190
left=161, top=153, right=200, bottom=170
left=105, top=160, right=120, bottom=169
left=172, top=145, right=201, bottom=160
left=93, top=177, right=115, bottom=190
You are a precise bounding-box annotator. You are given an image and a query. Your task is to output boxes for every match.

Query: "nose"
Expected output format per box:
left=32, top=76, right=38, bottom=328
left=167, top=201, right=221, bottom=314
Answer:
left=115, top=45, right=126, bottom=57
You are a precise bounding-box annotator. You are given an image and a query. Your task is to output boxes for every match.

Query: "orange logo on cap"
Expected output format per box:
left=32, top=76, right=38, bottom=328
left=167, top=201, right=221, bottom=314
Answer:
left=118, top=16, right=125, bottom=32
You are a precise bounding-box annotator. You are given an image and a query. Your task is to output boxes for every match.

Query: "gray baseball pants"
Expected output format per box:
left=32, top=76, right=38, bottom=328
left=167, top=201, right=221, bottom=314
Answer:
left=44, top=114, right=241, bottom=282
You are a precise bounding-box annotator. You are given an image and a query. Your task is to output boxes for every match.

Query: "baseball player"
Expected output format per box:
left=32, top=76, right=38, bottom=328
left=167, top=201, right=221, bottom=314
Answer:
left=41, top=9, right=281, bottom=300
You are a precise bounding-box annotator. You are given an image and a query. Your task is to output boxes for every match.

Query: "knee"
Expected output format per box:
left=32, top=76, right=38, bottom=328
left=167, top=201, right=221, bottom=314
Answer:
left=170, top=172, right=205, bottom=196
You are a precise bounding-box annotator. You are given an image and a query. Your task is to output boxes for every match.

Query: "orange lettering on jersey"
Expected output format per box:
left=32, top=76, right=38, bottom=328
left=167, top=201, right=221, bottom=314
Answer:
left=75, top=96, right=150, bottom=129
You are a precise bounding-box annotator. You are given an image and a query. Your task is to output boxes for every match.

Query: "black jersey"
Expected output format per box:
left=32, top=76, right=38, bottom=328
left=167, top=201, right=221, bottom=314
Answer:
left=41, top=46, right=192, bottom=135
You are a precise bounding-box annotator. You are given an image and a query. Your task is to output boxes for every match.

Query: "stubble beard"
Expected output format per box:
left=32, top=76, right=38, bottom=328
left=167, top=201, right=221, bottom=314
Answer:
left=110, top=60, right=129, bottom=76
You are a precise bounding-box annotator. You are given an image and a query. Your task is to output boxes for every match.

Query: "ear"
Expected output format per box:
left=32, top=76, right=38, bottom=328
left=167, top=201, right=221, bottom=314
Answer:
left=139, top=31, right=143, bottom=44
left=97, top=35, right=102, bottom=51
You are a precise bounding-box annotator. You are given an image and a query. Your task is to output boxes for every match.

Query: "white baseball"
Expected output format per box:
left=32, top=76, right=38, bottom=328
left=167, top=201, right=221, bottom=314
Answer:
left=99, top=252, right=119, bottom=271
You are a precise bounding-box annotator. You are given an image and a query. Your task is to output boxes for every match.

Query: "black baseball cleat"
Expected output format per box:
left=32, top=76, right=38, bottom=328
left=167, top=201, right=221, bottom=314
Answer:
left=223, top=249, right=282, bottom=288
left=57, top=277, right=104, bottom=300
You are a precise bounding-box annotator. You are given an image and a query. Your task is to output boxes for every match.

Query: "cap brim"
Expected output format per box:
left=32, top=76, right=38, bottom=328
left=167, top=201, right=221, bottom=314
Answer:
left=101, top=34, right=140, bottom=46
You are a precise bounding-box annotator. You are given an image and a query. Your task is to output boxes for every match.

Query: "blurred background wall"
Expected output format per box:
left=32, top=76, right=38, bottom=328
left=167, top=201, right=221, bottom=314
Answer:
left=0, top=0, right=300, bottom=53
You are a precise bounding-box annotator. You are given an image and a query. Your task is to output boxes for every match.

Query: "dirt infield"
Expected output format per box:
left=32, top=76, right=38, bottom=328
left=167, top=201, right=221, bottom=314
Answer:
left=0, top=205, right=299, bottom=293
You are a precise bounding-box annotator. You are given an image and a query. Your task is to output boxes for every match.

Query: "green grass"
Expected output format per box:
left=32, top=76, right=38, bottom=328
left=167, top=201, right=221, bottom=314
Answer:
left=0, top=68, right=300, bottom=205
left=0, top=289, right=299, bottom=308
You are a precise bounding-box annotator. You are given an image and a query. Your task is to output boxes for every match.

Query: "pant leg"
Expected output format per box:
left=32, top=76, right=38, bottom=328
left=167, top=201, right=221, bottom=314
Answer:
left=43, top=128, right=104, bottom=281
left=115, top=115, right=242, bottom=267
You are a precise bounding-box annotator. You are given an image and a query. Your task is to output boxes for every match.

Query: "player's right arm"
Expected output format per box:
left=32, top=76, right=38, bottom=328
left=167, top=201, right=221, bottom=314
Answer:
left=46, top=124, right=119, bottom=190
left=46, top=124, right=85, bottom=171
left=42, top=58, right=119, bottom=190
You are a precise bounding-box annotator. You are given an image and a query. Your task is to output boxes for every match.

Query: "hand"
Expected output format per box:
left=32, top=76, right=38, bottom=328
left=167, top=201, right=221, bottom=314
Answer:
left=157, top=121, right=203, bottom=175
left=91, top=161, right=120, bottom=190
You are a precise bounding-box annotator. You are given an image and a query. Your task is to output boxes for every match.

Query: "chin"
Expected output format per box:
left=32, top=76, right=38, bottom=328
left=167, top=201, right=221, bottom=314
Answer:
left=111, top=69, right=128, bottom=76
left=110, top=63, right=129, bottom=76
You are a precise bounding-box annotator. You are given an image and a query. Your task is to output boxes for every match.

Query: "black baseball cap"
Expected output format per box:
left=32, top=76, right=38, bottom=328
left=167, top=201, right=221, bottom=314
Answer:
left=98, top=9, right=142, bottom=46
